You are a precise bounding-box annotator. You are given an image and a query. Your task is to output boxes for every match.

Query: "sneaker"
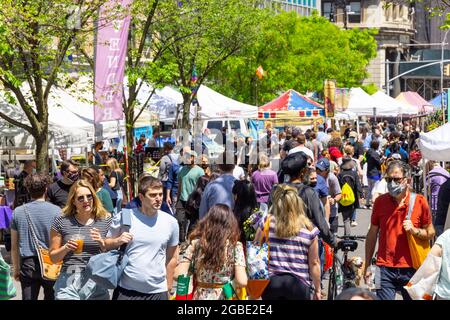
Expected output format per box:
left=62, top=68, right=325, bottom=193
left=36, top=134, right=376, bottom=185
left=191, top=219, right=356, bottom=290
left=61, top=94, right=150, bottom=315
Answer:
left=351, top=221, right=358, bottom=227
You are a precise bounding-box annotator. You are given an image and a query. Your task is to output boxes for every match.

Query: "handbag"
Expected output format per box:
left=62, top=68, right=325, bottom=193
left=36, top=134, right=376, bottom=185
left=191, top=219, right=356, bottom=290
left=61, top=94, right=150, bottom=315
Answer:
left=24, top=205, right=62, bottom=281
left=175, top=242, right=199, bottom=300
left=0, top=255, right=16, bottom=300
left=405, top=193, right=431, bottom=270
left=404, top=252, right=442, bottom=300
left=246, top=215, right=271, bottom=300
left=85, top=208, right=132, bottom=289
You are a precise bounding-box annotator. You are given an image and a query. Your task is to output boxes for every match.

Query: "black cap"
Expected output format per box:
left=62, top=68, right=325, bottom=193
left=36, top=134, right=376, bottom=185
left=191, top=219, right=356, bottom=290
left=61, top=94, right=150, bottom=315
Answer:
left=281, top=151, right=308, bottom=176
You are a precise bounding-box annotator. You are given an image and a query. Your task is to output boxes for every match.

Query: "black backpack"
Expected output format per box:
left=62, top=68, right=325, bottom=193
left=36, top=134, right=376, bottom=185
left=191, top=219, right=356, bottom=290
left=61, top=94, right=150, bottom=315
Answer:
left=338, top=171, right=356, bottom=190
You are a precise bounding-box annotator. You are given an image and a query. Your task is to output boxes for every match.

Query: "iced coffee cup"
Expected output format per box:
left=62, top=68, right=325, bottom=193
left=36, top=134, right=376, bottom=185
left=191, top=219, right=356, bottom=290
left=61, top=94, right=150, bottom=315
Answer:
left=70, top=234, right=85, bottom=254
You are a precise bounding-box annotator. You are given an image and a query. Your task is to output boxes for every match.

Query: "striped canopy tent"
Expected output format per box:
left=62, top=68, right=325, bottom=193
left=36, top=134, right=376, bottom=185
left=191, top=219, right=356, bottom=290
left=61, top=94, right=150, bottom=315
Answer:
left=395, top=91, right=435, bottom=114
left=258, top=89, right=325, bottom=126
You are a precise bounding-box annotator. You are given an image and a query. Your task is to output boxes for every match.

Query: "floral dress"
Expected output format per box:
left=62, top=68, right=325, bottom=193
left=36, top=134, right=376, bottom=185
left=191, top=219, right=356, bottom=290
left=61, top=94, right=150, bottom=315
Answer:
left=180, top=239, right=246, bottom=300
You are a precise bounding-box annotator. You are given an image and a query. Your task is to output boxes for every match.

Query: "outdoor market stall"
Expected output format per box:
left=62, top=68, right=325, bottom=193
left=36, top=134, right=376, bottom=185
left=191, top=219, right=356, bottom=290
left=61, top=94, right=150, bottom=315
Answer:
left=257, top=89, right=325, bottom=129
left=396, top=91, right=435, bottom=114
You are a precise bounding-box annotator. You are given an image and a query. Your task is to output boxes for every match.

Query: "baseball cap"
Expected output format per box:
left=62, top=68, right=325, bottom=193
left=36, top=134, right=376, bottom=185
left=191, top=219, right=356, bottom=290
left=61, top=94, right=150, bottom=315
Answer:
left=349, top=131, right=358, bottom=138
left=318, top=124, right=324, bottom=130
left=281, top=152, right=308, bottom=176
left=316, top=157, right=330, bottom=172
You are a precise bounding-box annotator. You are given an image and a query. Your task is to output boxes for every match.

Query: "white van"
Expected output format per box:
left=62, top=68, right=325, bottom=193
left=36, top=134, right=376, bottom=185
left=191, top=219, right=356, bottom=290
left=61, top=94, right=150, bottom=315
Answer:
left=202, top=118, right=249, bottom=138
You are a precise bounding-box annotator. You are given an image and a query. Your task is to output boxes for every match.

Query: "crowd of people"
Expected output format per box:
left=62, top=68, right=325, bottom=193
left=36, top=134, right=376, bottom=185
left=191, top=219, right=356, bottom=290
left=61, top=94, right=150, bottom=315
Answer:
left=2, top=118, right=450, bottom=301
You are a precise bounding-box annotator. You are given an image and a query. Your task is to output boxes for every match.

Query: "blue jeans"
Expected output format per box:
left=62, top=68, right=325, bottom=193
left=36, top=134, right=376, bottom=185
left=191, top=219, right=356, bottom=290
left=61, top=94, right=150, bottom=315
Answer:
left=376, top=266, right=415, bottom=300
left=54, top=270, right=110, bottom=300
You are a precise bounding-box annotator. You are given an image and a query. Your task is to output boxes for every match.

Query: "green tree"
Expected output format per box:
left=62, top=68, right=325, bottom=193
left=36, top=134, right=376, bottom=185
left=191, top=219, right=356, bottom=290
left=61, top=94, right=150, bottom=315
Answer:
left=78, top=0, right=180, bottom=157
left=0, top=0, right=119, bottom=173
left=208, top=11, right=378, bottom=105
left=158, top=0, right=266, bottom=128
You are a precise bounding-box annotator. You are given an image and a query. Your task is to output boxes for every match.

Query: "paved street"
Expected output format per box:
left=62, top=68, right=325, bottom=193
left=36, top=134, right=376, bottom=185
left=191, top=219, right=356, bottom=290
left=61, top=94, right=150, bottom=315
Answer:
left=1, top=207, right=403, bottom=300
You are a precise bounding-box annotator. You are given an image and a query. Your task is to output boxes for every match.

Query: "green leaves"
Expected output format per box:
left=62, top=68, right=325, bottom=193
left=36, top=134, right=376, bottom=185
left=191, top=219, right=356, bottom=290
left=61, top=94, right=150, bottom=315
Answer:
left=208, top=11, right=378, bottom=105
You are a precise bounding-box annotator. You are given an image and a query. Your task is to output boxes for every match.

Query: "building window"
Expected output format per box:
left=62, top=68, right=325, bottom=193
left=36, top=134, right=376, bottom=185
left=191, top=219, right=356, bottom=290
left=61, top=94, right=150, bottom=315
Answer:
left=348, top=1, right=361, bottom=23
left=322, top=1, right=333, bottom=20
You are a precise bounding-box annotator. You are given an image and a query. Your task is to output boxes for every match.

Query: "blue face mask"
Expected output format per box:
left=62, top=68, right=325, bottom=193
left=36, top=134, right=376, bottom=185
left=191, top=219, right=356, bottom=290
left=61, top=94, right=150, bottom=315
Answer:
left=387, top=180, right=405, bottom=197
left=349, top=138, right=356, bottom=144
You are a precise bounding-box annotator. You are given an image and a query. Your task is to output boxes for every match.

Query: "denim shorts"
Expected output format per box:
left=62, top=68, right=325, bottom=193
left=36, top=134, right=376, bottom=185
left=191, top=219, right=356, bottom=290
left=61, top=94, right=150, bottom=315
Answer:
left=54, top=269, right=110, bottom=300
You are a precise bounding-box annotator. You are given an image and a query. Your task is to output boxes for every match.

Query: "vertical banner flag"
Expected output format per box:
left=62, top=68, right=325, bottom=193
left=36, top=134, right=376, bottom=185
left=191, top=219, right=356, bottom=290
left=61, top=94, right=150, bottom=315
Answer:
left=334, top=88, right=350, bottom=112
left=324, top=79, right=336, bottom=118
left=94, top=0, right=132, bottom=123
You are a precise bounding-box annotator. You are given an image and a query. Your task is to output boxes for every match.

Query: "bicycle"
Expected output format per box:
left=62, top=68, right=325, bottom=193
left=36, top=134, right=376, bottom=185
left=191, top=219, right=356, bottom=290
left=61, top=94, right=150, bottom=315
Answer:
left=327, top=235, right=366, bottom=300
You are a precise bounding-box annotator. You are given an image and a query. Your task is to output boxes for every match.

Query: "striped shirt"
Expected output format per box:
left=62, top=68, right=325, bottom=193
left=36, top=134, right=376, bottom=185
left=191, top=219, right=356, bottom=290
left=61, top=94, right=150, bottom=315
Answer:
left=261, top=216, right=319, bottom=286
left=51, top=215, right=112, bottom=273
left=10, top=201, right=61, bottom=258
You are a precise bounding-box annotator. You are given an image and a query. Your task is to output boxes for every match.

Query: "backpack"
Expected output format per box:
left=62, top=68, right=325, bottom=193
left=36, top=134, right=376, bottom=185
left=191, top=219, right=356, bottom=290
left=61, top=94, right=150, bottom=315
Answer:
left=161, top=154, right=173, bottom=181
left=338, top=173, right=356, bottom=207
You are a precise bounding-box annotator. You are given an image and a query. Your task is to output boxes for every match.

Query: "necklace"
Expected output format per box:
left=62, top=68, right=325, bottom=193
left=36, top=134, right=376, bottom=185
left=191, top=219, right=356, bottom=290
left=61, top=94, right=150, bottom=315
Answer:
left=74, top=215, right=95, bottom=226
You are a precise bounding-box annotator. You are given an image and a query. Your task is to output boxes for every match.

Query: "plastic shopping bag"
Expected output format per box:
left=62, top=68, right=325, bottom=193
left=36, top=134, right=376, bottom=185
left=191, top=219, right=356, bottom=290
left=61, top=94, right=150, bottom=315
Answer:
left=404, top=252, right=442, bottom=300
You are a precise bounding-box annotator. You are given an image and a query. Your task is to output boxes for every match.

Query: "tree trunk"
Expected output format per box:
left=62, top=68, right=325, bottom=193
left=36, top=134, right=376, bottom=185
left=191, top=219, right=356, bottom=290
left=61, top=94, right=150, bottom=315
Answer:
left=35, top=129, right=49, bottom=174
left=181, top=94, right=192, bottom=129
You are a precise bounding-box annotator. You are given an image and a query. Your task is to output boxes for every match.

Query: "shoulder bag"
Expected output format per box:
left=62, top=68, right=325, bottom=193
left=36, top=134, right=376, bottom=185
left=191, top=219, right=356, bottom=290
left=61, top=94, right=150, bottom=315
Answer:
left=0, top=255, right=16, bottom=300
left=175, top=242, right=199, bottom=300
left=24, top=204, right=62, bottom=281
left=405, top=193, right=431, bottom=270
left=85, top=208, right=132, bottom=289
left=246, top=214, right=271, bottom=299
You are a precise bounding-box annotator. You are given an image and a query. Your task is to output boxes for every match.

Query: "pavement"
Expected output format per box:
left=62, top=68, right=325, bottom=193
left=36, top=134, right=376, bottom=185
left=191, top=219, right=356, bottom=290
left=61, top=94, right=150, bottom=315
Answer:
left=1, top=207, right=403, bottom=300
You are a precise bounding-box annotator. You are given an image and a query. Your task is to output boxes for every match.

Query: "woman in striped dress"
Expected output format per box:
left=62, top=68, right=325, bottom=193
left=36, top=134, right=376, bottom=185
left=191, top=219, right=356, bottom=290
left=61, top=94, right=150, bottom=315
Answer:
left=49, top=180, right=112, bottom=300
left=256, top=184, right=321, bottom=300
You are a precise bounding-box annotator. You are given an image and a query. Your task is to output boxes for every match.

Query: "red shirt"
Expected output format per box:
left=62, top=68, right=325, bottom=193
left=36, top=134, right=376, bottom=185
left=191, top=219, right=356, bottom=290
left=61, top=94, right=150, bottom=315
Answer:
left=371, top=192, right=432, bottom=268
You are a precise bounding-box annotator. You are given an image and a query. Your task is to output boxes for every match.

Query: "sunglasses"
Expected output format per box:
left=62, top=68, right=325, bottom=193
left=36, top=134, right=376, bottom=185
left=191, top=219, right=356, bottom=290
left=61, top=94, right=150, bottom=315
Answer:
left=385, top=177, right=405, bottom=183
left=76, top=194, right=93, bottom=202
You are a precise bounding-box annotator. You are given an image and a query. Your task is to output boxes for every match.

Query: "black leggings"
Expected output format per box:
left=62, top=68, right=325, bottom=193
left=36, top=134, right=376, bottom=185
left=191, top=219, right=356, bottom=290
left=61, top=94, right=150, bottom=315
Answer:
left=262, top=273, right=311, bottom=300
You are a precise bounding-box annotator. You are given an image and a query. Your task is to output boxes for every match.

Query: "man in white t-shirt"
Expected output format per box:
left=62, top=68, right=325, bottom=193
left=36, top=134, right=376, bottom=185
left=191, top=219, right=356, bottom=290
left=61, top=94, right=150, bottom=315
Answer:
left=105, top=176, right=179, bottom=300
left=289, top=134, right=315, bottom=161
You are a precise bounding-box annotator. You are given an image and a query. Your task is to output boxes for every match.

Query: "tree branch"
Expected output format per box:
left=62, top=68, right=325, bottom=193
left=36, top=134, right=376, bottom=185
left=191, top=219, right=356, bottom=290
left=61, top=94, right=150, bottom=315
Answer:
left=134, top=0, right=159, bottom=68
left=0, top=110, right=33, bottom=133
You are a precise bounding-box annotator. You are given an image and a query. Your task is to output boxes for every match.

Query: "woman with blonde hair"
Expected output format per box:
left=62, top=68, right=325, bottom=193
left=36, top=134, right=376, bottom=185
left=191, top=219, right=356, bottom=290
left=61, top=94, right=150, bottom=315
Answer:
left=106, top=157, right=125, bottom=208
left=251, top=153, right=278, bottom=204
left=49, top=180, right=112, bottom=300
left=256, top=184, right=321, bottom=300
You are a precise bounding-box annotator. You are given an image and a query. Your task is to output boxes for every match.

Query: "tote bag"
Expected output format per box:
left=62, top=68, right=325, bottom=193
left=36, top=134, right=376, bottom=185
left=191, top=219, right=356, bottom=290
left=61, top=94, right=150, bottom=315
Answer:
left=246, top=215, right=270, bottom=299
left=405, top=193, right=431, bottom=270
left=0, top=255, right=16, bottom=300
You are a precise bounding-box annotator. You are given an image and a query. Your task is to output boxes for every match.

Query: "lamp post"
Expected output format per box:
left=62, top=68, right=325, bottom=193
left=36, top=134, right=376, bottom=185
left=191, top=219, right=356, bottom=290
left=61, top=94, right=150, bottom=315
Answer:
left=441, top=28, right=450, bottom=124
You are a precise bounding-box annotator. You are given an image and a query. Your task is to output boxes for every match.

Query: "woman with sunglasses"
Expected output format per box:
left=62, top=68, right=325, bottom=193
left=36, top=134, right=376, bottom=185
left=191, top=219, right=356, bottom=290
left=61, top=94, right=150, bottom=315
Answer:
left=49, top=180, right=112, bottom=300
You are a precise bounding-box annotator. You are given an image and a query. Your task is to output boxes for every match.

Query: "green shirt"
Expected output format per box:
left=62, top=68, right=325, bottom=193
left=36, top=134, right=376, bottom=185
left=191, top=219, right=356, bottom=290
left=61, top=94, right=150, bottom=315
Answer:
left=178, top=165, right=205, bottom=201
left=97, top=188, right=114, bottom=213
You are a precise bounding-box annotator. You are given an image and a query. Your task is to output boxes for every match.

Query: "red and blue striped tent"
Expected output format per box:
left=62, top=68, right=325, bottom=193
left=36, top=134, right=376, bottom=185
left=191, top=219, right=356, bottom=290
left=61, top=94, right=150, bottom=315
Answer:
left=258, top=89, right=325, bottom=121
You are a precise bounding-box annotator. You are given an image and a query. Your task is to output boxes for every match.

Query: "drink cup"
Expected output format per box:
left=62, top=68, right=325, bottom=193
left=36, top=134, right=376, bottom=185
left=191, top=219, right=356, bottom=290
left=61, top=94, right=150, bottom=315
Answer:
left=70, top=234, right=85, bottom=254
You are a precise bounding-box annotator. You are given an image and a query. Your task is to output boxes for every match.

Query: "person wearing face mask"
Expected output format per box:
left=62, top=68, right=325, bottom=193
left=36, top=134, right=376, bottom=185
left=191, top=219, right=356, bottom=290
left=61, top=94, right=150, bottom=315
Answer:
left=14, top=160, right=37, bottom=208
left=363, top=160, right=435, bottom=300
left=347, top=131, right=364, bottom=162
left=46, top=160, right=80, bottom=208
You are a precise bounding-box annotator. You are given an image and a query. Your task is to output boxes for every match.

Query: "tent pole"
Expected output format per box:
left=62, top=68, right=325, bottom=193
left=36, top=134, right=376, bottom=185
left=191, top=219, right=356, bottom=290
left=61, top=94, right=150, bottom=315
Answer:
left=423, top=157, right=427, bottom=200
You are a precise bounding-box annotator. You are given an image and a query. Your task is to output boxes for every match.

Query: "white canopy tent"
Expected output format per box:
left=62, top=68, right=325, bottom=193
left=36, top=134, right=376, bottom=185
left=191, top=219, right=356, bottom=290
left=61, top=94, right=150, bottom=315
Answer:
left=196, top=85, right=257, bottom=119
left=344, top=87, right=378, bottom=116
left=371, top=91, right=418, bottom=116
left=418, top=122, right=450, bottom=205
left=418, top=122, right=450, bottom=161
